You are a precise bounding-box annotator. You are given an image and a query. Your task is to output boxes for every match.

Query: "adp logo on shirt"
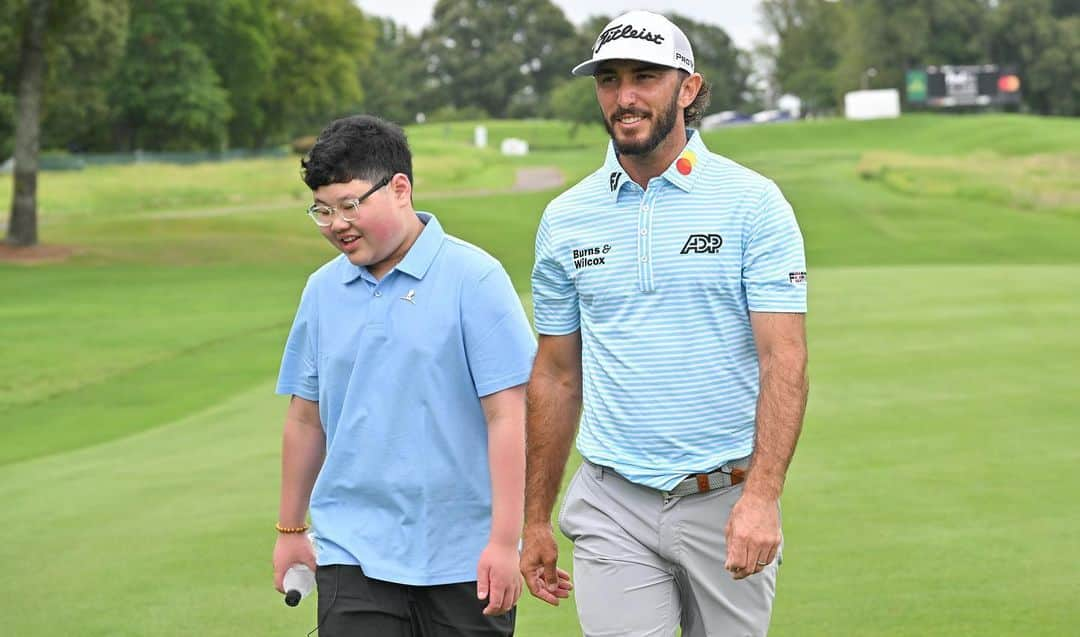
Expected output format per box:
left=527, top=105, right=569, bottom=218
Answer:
left=680, top=234, right=723, bottom=254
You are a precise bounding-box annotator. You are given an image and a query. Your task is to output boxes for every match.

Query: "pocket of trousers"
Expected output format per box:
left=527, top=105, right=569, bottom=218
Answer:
left=556, top=464, right=586, bottom=538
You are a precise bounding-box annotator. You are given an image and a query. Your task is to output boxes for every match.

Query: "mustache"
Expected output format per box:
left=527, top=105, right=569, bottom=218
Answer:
left=611, top=108, right=650, bottom=121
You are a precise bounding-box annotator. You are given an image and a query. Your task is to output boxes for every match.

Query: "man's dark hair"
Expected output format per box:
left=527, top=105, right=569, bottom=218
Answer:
left=301, top=115, right=413, bottom=190
left=679, top=71, right=711, bottom=128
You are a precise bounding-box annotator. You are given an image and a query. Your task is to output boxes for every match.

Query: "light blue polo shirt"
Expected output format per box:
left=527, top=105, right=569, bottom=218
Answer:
left=277, top=212, right=535, bottom=585
left=532, top=131, right=807, bottom=491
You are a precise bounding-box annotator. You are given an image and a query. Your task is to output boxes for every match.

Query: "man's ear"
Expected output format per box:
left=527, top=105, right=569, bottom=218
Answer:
left=679, top=73, right=704, bottom=109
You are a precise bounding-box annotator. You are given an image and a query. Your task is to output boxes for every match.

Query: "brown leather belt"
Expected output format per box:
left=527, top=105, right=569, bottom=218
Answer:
left=662, top=456, right=750, bottom=498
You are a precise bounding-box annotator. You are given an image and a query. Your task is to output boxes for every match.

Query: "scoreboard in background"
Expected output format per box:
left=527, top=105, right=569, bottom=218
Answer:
left=906, top=65, right=1021, bottom=107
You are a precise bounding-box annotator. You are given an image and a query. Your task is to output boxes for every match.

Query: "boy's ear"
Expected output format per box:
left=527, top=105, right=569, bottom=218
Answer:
left=390, top=173, right=413, bottom=203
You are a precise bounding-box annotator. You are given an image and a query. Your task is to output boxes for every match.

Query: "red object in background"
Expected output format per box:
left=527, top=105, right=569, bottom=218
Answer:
left=998, top=75, right=1020, bottom=93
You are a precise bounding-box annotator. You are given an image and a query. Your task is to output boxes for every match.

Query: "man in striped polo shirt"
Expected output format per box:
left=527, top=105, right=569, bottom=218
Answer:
left=520, top=10, right=809, bottom=636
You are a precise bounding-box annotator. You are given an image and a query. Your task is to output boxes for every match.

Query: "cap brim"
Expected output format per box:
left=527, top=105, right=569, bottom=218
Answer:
left=571, top=59, right=601, bottom=77
left=571, top=56, right=685, bottom=77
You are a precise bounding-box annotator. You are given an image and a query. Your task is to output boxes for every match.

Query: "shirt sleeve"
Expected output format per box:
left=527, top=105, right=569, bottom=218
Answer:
left=462, top=265, right=537, bottom=397
left=275, top=279, right=320, bottom=401
left=742, top=180, right=808, bottom=313
left=530, top=212, right=580, bottom=334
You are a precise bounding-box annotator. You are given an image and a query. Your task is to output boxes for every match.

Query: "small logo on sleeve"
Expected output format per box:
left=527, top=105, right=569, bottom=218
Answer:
left=680, top=234, right=723, bottom=254
left=789, top=272, right=807, bottom=283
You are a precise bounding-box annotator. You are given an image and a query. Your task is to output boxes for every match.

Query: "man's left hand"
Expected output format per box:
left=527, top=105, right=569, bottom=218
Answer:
left=477, top=541, right=523, bottom=615
left=724, top=493, right=781, bottom=580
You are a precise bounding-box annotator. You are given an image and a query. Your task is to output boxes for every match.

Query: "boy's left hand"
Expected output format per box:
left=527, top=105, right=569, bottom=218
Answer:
left=476, top=541, right=523, bottom=616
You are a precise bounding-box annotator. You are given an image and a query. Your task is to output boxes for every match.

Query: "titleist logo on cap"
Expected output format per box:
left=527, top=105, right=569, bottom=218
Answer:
left=594, top=24, right=665, bottom=54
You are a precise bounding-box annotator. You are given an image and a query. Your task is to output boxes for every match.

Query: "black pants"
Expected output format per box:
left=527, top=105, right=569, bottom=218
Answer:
left=315, top=565, right=515, bottom=636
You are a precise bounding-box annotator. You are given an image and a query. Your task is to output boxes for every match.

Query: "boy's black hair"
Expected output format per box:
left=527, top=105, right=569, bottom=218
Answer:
left=301, top=115, right=413, bottom=190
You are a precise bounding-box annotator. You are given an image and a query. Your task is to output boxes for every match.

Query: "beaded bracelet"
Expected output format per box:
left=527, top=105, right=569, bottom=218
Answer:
left=275, top=522, right=310, bottom=534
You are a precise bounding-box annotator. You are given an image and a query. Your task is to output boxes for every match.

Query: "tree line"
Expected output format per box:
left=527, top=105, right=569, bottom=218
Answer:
left=1, top=0, right=376, bottom=156
left=3, top=0, right=1076, bottom=159
left=762, top=0, right=1079, bottom=116
left=0, top=0, right=751, bottom=158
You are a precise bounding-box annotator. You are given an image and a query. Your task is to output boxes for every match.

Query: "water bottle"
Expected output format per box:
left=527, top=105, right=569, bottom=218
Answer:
left=283, top=564, right=316, bottom=607
left=283, top=531, right=317, bottom=607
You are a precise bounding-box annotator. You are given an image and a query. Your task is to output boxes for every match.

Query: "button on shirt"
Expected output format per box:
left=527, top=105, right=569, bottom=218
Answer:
left=532, top=131, right=807, bottom=491
left=277, top=213, right=536, bottom=585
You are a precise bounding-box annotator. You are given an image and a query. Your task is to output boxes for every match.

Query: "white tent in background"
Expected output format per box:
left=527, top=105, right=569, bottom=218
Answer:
left=844, top=89, right=901, bottom=120
left=777, top=94, right=802, bottom=119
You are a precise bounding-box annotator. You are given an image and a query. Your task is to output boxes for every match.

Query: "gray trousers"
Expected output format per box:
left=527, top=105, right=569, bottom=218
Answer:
left=558, top=461, right=780, bottom=637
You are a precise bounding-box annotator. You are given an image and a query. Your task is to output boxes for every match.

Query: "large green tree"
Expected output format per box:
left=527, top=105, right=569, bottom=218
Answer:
left=359, top=18, right=429, bottom=126
left=546, top=77, right=597, bottom=136
left=189, top=0, right=275, bottom=149
left=4, top=0, right=129, bottom=246
left=420, top=0, right=578, bottom=117
left=759, top=0, right=1077, bottom=116
left=760, top=0, right=850, bottom=111
left=110, top=0, right=374, bottom=149
left=1051, top=0, right=1080, bottom=16
left=923, top=0, right=994, bottom=62
left=256, top=0, right=374, bottom=144
left=0, top=0, right=21, bottom=162
left=110, top=0, right=231, bottom=150
left=5, top=0, right=50, bottom=246
left=990, top=0, right=1079, bottom=116
left=835, top=0, right=994, bottom=101
left=38, top=0, right=128, bottom=151
left=666, top=13, right=750, bottom=112
left=543, top=15, right=608, bottom=133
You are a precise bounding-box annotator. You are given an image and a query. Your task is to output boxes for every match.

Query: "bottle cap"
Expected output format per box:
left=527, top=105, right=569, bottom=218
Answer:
left=284, top=590, right=301, bottom=607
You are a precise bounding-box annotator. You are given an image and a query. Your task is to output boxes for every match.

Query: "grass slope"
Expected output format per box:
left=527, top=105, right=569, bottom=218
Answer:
left=2, top=265, right=1077, bottom=635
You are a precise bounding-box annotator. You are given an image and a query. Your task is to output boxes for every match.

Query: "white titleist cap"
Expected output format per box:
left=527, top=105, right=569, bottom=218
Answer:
left=572, top=10, right=695, bottom=77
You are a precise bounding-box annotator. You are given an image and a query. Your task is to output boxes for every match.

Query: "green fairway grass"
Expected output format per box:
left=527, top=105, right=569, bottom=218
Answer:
left=2, top=114, right=1078, bottom=635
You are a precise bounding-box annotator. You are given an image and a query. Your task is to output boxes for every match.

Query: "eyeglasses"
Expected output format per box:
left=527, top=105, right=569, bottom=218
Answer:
left=306, top=175, right=392, bottom=227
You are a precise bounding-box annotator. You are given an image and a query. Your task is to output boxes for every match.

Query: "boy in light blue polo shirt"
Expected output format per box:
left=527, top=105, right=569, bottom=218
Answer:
left=271, top=115, right=544, bottom=636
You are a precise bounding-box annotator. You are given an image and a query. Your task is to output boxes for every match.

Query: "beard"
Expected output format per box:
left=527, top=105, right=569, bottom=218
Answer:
left=603, top=88, right=681, bottom=157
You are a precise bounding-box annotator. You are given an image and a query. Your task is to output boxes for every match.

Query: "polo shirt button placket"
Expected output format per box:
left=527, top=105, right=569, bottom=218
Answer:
left=365, top=285, right=387, bottom=335
left=638, top=196, right=656, bottom=292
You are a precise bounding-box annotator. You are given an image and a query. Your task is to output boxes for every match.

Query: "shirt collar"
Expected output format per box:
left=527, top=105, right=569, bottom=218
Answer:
left=339, top=212, right=445, bottom=284
left=661, top=129, right=708, bottom=193
left=603, top=143, right=628, bottom=202
left=603, top=129, right=709, bottom=201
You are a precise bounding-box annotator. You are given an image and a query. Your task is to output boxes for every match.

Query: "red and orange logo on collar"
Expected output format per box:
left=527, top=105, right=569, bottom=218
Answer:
left=675, top=149, right=697, bottom=175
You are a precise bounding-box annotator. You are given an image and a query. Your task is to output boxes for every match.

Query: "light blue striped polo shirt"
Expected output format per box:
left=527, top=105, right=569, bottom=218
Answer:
left=532, top=130, right=807, bottom=490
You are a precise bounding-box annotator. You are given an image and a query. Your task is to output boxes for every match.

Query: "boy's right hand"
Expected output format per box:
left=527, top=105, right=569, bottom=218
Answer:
left=520, top=523, right=573, bottom=606
left=273, top=532, right=317, bottom=593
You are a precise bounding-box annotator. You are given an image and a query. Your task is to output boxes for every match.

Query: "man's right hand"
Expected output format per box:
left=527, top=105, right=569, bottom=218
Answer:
left=520, top=523, right=573, bottom=605
left=272, top=532, right=317, bottom=593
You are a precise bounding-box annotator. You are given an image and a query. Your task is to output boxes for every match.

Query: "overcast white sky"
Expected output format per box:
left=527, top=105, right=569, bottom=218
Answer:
left=354, top=1, right=771, bottom=51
